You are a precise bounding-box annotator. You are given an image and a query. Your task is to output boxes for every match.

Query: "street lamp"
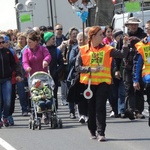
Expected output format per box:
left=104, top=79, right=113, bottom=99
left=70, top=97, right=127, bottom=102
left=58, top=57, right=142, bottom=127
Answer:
left=14, top=0, right=35, bottom=30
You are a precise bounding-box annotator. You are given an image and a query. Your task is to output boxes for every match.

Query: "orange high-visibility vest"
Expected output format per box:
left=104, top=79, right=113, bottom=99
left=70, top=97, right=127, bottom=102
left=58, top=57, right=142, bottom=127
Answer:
left=135, top=41, right=150, bottom=77
left=79, top=44, right=113, bottom=85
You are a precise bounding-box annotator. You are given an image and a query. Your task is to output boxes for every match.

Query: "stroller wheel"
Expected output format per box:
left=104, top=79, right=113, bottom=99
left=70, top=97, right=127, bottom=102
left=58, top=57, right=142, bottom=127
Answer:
left=28, top=119, right=32, bottom=129
left=51, top=117, right=57, bottom=129
left=51, top=122, right=57, bottom=129
left=32, top=120, right=35, bottom=130
left=37, top=118, right=41, bottom=130
left=57, top=119, right=63, bottom=129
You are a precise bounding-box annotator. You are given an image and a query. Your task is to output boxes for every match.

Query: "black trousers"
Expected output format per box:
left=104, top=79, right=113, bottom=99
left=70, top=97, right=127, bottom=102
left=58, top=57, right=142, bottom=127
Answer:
left=109, top=78, right=120, bottom=115
left=87, top=82, right=110, bottom=136
left=53, top=78, right=59, bottom=110
left=9, top=84, right=16, bottom=116
left=145, top=84, right=150, bottom=105
left=124, top=70, right=144, bottom=113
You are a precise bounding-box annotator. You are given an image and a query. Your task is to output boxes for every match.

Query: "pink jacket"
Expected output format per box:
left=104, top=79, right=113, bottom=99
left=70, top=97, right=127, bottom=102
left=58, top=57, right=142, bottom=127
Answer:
left=102, top=37, right=112, bottom=45
left=23, top=45, right=51, bottom=76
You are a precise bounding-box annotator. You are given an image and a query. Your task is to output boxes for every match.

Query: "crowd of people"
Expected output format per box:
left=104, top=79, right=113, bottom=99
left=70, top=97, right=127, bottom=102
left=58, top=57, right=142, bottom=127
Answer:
left=0, top=17, right=150, bottom=142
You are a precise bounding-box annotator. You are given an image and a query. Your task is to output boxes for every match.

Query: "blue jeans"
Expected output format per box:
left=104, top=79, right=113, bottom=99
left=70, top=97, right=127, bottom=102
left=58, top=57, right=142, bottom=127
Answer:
left=117, top=79, right=125, bottom=114
left=38, top=100, right=52, bottom=111
left=0, top=79, right=12, bottom=120
left=60, top=80, right=68, bottom=102
left=17, top=80, right=28, bottom=113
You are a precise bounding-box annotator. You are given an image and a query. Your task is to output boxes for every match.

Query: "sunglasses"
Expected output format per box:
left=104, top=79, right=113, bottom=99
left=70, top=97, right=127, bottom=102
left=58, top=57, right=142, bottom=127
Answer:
left=56, top=28, right=63, bottom=30
left=0, top=41, right=5, bottom=45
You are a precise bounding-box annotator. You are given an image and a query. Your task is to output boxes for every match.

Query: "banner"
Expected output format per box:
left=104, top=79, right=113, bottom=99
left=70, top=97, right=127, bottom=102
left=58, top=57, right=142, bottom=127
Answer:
left=125, top=1, right=141, bottom=12
left=20, top=13, right=31, bottom=23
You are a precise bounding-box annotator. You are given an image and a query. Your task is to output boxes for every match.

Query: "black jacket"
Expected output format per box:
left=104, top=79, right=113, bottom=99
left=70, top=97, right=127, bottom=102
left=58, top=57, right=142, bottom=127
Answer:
left=115, top=27, right=147, bottom=71
left=0, top=48, right=16, bottom=79
left=47, top=45, right=64, bottom=79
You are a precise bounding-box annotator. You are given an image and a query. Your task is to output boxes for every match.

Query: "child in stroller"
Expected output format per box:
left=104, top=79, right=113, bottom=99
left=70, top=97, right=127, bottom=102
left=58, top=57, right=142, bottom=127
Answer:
left=31, top=79, right=52, bottom=124
left=28, top=71, right=62, bottom=130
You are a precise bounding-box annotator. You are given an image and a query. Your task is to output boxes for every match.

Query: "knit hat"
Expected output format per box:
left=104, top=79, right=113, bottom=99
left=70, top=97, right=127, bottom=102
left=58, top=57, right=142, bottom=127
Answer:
left=44, top=32, right=54, bottom=43
left=112, top=28, right=123, bottom=38
left=3, top=35, right=9, bottom=42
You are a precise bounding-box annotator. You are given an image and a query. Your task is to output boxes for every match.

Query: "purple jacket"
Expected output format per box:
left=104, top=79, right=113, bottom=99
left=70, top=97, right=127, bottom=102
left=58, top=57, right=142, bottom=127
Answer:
left=23, top=45, right=51, bottom=76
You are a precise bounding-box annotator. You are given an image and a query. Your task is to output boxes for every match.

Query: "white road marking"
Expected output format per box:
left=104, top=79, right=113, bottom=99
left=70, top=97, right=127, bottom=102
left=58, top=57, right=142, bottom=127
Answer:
left=0, top=138, right=17, bottom=150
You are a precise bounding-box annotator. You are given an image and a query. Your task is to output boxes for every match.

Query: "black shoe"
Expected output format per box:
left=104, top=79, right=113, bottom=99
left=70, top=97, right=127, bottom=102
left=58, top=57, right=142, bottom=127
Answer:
left=115, top=113, right=126, bottom=118
left=114, top=114, right=120, bottom=118
left=70, top=113, right=76, bottom=119
left=119, top=113, right=126, bottom=118
left=125, top=110, right=135, bottom=120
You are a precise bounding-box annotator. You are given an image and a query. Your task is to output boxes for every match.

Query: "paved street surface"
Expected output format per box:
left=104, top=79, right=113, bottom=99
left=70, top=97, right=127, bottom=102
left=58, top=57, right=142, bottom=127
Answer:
left=0, top=89, right=150, bottom=150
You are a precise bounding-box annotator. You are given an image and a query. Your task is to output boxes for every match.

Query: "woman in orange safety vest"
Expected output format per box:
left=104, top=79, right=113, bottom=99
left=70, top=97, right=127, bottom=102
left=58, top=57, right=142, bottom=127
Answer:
left=75, top=26, right=129, bottom=141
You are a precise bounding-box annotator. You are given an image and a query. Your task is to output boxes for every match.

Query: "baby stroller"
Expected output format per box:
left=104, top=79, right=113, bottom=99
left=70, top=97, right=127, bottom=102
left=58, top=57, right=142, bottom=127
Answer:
left=28, top=71, right=62, bottom=130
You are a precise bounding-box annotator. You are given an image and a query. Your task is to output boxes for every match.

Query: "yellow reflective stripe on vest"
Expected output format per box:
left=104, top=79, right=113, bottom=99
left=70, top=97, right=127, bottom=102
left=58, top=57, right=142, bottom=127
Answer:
left=142, top=62, right=150, bottom=76
left=80, top=72, right=112, bottom=85
left=80, top=76, right=111, bottom=85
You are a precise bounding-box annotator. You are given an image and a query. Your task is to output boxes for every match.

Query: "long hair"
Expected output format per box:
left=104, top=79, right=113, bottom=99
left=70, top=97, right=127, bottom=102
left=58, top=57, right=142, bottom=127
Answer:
left=87, top=26, right=101, bottom=49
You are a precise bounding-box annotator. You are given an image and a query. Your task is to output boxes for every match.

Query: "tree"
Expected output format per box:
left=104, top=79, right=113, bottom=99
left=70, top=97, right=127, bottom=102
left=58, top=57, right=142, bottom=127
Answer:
left=94, top=0, right=114, bottom=25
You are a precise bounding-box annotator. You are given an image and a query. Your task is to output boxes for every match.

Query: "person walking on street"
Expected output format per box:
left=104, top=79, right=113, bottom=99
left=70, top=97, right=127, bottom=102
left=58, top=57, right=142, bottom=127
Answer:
left=67, top=32, right=88, bottom=123
left=14, top=32, right=29, bottom=116
left=55, top=24, right=68, bottom=106
left=22, top=31, right=51, bottom=76
left=0, top=35, right=22, bottom=128
left=111, top=29, right=126, bottom=118
left=44, top=31, right=64, bottom=109
left=58, top=27, right=79, bottom=119
left=133, top=20, right=150, bottom=120
left=75, top=26, right=129, bottom=141
left=115, top=17, right=147, bottom=120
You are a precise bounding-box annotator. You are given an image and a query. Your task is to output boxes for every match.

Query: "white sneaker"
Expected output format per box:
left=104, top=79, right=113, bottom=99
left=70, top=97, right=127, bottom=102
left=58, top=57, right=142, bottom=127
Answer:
left=84, top=116, right=88, bottom=123
left=61, top=101, right=68, bottom=106
left=98, top=135, right=106, bottom=142
left=79, top=115, right=85, bottom=123
left=110, top=111, right=115, bottom=117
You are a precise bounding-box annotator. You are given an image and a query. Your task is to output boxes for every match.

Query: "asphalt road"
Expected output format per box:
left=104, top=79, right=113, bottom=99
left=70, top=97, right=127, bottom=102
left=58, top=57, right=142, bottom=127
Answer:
left=0, top=89, right=150, bottom=150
